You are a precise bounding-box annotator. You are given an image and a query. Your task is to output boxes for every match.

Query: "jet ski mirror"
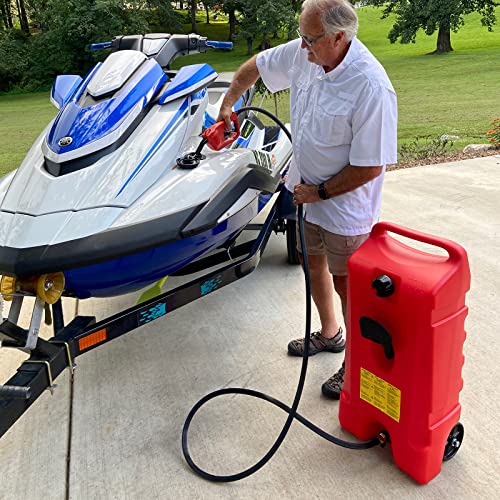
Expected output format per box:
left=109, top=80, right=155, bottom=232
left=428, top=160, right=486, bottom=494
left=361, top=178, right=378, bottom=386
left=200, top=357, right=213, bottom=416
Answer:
left=176, top=113, right=240, bottom=169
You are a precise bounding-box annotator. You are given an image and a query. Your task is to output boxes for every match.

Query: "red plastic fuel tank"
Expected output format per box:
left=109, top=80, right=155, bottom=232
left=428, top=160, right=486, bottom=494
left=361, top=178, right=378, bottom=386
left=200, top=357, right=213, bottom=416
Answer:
left=338, top=221, right=470, bottom=484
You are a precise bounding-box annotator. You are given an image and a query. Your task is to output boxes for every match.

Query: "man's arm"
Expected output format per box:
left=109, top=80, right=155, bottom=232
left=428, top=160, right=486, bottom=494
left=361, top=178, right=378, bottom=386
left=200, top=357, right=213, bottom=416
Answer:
left=292, top=165, right=382, bottom=205
left=217, top=55, right=260, bottom=130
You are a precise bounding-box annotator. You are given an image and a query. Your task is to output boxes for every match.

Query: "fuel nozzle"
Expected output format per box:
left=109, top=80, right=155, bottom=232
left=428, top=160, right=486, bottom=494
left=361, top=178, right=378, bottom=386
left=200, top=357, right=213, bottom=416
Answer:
left=176, top=112, right=240, bottom=169
left=202, top=112, right=240, bottom=151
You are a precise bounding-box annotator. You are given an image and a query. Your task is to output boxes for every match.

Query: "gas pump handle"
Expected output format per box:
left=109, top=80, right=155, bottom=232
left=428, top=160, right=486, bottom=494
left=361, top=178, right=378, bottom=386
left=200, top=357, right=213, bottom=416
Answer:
left=371, top=222, right=466, bottom=263
left=360, top=316, right=394, bottom=360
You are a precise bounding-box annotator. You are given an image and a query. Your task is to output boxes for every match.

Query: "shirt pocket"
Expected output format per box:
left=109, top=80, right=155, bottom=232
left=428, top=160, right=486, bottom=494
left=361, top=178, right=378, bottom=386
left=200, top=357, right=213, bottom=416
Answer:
left=313, top=93, right=354, bottom=146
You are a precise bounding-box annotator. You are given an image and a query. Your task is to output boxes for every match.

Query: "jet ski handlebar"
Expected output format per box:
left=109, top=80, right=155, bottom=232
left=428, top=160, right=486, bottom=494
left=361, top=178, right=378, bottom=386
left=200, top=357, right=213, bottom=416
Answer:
left=90, top=34, right=232, bottom=68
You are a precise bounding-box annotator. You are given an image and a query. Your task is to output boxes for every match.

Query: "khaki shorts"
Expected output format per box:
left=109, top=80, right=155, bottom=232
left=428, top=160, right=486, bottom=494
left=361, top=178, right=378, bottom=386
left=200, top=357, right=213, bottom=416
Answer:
left=296, top=221, right=370, bottom=276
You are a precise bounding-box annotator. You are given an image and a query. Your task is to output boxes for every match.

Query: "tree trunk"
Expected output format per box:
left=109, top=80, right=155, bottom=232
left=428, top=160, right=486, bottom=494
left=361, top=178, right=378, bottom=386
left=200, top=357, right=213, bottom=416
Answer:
left=434, top=22, right=453, bottom=53
left=190, top=1, right=197, bottom=33
left=204, top=3, right=209, bottom=24
left=246, top=38, right=254, bottom=56
left=17, top=0, right=30, bottom=35
left=4, top=0, right=13, bottom=28
left=0, top=1, right=7, bottom=29
left=228, top=9, right=236, bottom=42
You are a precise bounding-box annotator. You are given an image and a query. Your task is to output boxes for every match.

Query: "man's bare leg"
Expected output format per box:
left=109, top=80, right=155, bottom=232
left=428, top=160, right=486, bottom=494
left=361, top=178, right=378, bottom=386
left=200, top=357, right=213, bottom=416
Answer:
left=333, top=275, right=348, bottom=321
left=300, top=253, right=340, bottom=338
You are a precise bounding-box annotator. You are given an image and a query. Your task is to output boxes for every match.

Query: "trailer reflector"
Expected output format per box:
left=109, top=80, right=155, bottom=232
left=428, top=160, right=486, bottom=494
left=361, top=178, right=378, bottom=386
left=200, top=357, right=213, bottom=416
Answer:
left=79, top=328, right=107, bottom=351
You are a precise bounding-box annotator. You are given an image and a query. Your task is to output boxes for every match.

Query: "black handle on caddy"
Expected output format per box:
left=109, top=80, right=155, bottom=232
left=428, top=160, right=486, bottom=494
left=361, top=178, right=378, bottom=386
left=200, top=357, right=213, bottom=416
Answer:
left=359, top=316, right=394, bottom=360
left=0, top=385, right=31, bottom=400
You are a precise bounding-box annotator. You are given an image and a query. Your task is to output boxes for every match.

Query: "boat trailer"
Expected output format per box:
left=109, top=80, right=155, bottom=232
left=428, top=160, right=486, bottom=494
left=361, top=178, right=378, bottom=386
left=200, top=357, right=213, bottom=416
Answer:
left=0, top=191, right=291, bottom=438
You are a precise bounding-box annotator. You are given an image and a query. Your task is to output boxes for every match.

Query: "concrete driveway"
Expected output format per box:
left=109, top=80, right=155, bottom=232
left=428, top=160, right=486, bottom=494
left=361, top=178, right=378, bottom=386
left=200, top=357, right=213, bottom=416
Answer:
left=1, top=154, right=499, bottom=499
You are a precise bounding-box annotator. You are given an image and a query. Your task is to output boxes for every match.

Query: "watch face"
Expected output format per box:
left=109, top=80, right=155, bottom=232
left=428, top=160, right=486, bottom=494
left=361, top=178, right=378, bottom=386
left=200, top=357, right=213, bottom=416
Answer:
left=318, top=183, right=328, bottom=200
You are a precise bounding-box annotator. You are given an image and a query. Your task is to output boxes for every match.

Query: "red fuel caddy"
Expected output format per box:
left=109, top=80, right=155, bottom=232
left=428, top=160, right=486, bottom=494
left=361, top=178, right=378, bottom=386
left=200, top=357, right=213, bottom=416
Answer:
left=339, top=222, right=471, bottom=484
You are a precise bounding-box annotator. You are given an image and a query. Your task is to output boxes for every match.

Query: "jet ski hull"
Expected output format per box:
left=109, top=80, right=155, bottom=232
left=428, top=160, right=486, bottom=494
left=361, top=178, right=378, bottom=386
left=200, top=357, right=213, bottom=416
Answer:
left=64, top=200, right=257, bottom=298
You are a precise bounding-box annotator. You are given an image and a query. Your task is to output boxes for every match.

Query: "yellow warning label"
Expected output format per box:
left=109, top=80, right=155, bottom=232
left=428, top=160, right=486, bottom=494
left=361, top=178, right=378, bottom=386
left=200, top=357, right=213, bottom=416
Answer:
left=360, top=368, right=401, bottom=422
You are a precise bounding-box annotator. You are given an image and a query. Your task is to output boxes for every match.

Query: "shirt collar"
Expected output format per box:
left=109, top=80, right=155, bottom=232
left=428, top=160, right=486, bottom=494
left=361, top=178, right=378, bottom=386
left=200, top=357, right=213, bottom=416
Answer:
left=318, top=36, right=359, bottom=80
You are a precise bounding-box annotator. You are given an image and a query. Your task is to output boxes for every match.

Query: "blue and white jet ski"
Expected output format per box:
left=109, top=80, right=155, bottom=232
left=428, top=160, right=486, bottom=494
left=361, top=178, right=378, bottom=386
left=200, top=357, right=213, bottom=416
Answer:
left=0, top=33, right=293, bottom=300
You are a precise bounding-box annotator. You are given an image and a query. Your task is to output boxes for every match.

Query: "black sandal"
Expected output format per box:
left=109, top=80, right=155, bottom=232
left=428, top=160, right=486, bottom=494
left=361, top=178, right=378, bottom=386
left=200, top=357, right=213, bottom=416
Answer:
left=287, top=327, right=345, bottom=357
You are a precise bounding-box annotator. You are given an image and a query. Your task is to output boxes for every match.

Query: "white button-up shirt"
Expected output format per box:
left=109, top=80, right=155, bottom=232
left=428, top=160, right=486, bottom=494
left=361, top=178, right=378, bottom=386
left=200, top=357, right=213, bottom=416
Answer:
left=256, top=37, right=398, bottom=236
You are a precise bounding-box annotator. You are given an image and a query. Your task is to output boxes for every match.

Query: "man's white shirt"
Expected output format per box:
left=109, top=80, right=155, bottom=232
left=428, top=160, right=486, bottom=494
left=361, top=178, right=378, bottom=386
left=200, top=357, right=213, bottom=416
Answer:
left=256, top=37, right=398, bottom=236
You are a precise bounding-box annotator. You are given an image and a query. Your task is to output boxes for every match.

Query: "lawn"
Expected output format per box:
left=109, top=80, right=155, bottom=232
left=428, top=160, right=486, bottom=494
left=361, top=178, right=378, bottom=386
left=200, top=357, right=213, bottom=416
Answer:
left=1, top=6, right=499, bottom=175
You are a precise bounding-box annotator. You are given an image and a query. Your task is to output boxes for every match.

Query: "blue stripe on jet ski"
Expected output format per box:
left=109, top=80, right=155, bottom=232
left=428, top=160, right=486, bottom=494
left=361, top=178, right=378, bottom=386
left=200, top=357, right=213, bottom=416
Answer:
left=115, top=98, right=189, bottom=198
left=74, top=63, right=102, bottom=101
left=159, top=64, right=216, bottom=104
left=203, top=112, right=216, bottom=129
left=234, top=135, right=252, bottom=148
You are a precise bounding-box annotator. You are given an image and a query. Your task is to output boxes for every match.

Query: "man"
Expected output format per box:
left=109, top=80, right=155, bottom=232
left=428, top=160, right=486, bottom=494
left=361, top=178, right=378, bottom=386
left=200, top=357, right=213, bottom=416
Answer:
left=217, top=0, right=397, bottom=399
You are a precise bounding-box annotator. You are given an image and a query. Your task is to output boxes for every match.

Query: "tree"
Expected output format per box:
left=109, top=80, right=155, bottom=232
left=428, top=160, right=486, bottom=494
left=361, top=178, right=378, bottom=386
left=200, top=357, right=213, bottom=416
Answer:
left=0, top=0, right=14, bottom=30
left=367, top=0, right=497, bottom=54
left=16, top=0, right=30, bottom=35
left=202, top=0, right=217, bottom=24
left=189, top=0, right=197, bottom=33
left=239, top=0, right=297, bottom=55
left=220, top=0, right=240, bottom=41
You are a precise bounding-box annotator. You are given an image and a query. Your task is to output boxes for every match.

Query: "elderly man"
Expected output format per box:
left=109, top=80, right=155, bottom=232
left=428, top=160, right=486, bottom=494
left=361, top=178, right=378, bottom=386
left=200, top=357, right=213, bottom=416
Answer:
left=217, top=0, right=397, bottom=399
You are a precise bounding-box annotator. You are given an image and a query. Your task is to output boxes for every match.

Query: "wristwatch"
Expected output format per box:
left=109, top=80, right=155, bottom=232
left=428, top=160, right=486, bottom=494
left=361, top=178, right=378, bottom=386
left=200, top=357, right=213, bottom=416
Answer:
left=318, top=182, right=329, bottom=200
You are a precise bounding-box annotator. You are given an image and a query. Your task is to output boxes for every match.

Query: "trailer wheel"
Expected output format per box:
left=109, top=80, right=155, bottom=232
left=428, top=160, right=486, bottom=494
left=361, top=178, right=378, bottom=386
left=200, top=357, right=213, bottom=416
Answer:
left=286, top=219, right=300, bottom=265
left=443, top=422, right=464, bottom=461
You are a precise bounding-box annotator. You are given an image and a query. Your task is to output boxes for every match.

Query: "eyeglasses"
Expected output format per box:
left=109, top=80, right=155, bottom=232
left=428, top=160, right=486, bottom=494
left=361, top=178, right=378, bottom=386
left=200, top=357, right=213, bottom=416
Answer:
left=296, top=29, right=326, bottom=47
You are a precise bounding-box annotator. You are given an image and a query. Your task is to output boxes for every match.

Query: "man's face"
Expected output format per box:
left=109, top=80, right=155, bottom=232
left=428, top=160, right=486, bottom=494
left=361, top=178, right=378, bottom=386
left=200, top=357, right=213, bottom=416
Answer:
left=298, top=9, right=344, bottom=70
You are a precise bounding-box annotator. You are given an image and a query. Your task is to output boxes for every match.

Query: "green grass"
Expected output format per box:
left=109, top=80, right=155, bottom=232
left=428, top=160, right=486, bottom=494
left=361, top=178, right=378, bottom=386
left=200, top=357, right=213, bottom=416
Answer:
left=1, top=6, right=499, bottom=173
left=0, top=92, right=57, bottom=177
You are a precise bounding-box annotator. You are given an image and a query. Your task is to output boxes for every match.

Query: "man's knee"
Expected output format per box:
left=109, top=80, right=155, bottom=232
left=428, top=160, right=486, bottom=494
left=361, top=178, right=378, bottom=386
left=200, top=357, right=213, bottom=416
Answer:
left=299, top=252, right=328, bottom=275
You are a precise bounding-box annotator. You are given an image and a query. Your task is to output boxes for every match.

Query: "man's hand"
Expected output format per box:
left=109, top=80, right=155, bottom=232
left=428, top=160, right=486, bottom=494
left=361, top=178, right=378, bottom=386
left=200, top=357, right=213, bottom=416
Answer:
left=293, top=183, right=321, bottom=205
left=216, top=104, right=234, bottom=132
left=292, top=166, right=383, bottom=205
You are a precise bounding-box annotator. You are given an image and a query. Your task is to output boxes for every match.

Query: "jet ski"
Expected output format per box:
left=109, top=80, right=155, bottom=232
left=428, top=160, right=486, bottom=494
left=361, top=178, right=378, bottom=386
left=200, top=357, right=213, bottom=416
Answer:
left=0, top=33, right=293, bottom=302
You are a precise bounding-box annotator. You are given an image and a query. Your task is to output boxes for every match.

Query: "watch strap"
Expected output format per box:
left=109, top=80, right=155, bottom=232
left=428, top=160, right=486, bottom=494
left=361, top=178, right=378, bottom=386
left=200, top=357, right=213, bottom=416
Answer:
left=318, top=182, right=329, bottom=200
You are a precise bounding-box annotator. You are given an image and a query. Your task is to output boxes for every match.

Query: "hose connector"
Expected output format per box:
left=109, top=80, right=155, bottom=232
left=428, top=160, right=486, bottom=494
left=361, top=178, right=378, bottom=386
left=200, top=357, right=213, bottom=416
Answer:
left=377, top=431, right=389, bottom=447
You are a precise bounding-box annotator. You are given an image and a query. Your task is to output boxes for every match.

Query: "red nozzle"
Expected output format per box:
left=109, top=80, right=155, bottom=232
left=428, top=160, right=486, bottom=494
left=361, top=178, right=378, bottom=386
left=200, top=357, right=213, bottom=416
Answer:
left=202, top=112, right=240, bottom=151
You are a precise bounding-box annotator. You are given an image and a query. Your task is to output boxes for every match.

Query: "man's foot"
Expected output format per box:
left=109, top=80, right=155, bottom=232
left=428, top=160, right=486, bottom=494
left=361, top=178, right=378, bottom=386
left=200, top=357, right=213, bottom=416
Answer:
left=287, top=327, right=345, bottom=357
left=321, top=361, right=345, bottom=400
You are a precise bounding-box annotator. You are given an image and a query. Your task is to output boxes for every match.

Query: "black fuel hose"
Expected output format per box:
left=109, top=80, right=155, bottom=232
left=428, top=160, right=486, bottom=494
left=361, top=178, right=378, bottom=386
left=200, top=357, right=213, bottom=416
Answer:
left=181, top=105, right=382, bottom=483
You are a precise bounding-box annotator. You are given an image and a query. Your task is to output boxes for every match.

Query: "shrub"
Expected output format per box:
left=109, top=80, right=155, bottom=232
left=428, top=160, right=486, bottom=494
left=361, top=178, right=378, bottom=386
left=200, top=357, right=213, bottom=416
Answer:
left=486, top=118, right=500, bottom=147
left=0, top=29, right=31, bottom=92
left=398, top=135, right=454, bottom=163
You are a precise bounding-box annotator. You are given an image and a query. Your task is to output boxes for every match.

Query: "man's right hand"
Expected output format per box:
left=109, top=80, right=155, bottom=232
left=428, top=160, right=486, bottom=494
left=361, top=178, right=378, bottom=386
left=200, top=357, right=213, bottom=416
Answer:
left=216, top=104, right=234, bottom=132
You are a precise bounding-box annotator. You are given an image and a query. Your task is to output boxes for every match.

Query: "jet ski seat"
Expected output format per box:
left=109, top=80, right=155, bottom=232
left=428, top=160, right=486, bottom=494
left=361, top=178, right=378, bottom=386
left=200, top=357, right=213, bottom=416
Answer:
left=114, top=35, right=144, bottom=51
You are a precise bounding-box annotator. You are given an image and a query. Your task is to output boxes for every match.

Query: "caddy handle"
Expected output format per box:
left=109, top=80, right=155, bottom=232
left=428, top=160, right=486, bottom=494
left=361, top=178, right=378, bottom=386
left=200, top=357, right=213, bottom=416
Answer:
left=371, top=221, right=466, bottom=263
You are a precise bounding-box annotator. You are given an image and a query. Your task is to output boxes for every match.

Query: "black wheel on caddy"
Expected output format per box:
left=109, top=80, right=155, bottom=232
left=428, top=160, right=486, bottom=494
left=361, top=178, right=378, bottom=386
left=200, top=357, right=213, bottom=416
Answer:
left=286, top=219, right=300, bottom=265
left=443, top=422, right=464, bottom=461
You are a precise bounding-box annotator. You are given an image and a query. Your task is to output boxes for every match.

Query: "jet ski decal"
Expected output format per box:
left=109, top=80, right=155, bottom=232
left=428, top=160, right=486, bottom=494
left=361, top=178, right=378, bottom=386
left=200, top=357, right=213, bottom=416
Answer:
left=45, top=59, right=167, bottom=159
left=159, top=64, right=217, bottom=104
left=115, top=98, right=189, bottom=198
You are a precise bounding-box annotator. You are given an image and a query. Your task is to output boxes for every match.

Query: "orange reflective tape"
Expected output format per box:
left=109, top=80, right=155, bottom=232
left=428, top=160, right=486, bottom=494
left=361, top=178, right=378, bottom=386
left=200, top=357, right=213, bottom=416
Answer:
left=79, top=328, right=107, bottom=351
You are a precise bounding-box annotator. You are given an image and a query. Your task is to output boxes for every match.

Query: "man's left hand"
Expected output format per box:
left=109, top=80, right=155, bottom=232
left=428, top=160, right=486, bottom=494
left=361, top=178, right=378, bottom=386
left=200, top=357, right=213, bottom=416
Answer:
left=293, top=183, right=321, bottom=205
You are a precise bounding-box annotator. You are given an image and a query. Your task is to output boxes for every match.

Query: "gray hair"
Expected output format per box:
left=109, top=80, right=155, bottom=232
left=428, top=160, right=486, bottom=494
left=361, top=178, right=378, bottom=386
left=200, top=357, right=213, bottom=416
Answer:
left=302, top=0, right=359, bottom=42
